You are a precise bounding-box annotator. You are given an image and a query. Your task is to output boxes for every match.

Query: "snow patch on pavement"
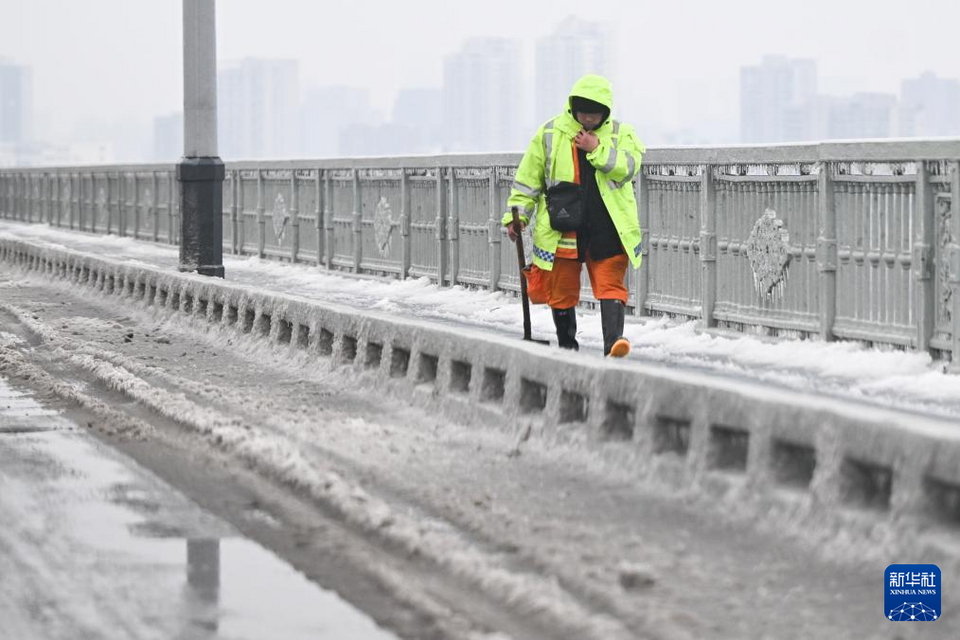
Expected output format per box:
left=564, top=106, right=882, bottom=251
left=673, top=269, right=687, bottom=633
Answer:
left=1, top=220, right=956, bottom=419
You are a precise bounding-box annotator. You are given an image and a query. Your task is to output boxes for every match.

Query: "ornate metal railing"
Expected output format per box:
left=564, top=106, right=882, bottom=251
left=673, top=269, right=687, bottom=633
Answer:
left=1, top=140, right=959, bottom=366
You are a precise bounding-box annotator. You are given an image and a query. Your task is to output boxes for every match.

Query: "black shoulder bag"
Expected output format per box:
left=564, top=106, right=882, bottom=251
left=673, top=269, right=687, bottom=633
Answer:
left=544, top=142, right=584, bottom=232
left=545, top=181, right=583, bottom=232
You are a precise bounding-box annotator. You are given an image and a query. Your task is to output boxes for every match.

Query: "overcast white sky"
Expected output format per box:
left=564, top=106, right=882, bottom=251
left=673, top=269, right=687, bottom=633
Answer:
left=3, top=0, right=959, bottom=144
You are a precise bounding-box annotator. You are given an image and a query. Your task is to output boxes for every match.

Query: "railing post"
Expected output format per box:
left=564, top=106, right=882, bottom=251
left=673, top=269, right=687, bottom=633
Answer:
left=914, top=161, right=935, bottom=352
left=126, top=172, right=134, bottom=236
left=109, top=172, right=117, bottom=235
left=487, top=167, right=501, bottom=291
left=72, top=173, right=79, bottom=229
left=24, top=173, right=30, bottom=221
left=50, top=173, right=56, bottom=225
left=49, top=173, right=54, bottom=225
left=168, top=171, right=176, bottom=243
left=313, top=170, right=322, bottom=264
left=65, top=173, right=71, bottom=227
left=817, top=161, right=838, bottom=341
left=120, top=172, right=128, bottom=237
left=63, top=173, right=69, bottom=227
left=256, top=169, right=265, bottom=258
left=80, top=174, right=88, bottom=232
left=290, top=170, right=299, bottom=263
left=19, top=173, right=26, bottom=221
left=47, top=173, right=54, bottom=225
left=400, top=168, right=410, bottom=279
left=56, top=173, right=63, bottom=227
left=51, top=173, right=56, bottom=225
left=323, top=170, right=334, bottom=269
left=435, top=165, right=447, bottom=286
left=699, top=164, right=717, bottom=328
left=635, top=168, right=650, bottom=316
left=38, top=173, right=44, bottom=224
left=950, top=161, right=960, bottom=372
left=230, top=170, right=239, bottom=254
left=352, top=168, right=362, bottom=272
left=448, top=168, right=460, bottom=287
left=133, top=173, right=140, bottom=237
left=152, top=171, right=160, bottom=241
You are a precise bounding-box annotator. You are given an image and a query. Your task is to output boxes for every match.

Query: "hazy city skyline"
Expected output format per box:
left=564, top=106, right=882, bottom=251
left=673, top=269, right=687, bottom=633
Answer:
left=3, top=0, right=960, bottom=163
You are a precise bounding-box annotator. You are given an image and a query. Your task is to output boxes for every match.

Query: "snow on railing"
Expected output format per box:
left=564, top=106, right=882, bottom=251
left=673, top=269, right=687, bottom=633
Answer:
left=1, top=139, right=959, bottom=368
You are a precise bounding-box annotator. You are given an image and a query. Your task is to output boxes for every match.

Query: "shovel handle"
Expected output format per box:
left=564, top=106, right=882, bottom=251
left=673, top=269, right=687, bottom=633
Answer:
left=511, top=207, right=533, bottom=341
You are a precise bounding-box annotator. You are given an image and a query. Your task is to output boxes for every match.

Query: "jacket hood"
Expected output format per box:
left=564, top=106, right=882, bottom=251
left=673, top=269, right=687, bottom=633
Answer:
left=567, top=74, right=614, bottom=115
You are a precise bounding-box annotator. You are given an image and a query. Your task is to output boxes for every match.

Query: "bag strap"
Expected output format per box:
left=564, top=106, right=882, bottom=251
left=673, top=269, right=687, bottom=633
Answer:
left=571, top=141, right=580, bottom=185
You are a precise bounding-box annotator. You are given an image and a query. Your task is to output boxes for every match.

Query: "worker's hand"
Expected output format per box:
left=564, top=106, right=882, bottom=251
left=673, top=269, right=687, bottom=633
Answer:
left=574, top=130, right=599, bottom=152
left=507, top=221, right=526, bottom=242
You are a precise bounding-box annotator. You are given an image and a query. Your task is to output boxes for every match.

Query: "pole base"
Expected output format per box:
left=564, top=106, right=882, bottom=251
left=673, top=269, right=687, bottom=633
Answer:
left=177, top=156, right=225, bottom=278
left=178, top=264, right=226, bottom=278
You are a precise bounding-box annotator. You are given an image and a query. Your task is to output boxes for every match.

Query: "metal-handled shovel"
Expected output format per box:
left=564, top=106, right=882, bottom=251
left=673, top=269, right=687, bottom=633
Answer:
left=511, top=206, right=550, bottom=345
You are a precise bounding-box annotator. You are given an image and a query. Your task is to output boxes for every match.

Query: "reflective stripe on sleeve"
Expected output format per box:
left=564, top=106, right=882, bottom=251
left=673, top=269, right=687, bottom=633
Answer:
left=609, top=152, right=639, bottom=190
left=600, top=147, right=617, bottom=174
left=543, top=127, right=555, bottom=182
left=512, top=180, right=541, bottom=199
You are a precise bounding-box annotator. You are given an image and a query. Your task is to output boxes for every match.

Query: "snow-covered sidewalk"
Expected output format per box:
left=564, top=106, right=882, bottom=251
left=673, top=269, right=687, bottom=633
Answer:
left=1, top=220, right=958, bottom=420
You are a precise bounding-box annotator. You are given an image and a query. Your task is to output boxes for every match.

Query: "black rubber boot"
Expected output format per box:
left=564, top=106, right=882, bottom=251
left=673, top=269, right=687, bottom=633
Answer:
left=551, top=307, right=579, bottom=350
left=600, top=299, right=629, bottom=357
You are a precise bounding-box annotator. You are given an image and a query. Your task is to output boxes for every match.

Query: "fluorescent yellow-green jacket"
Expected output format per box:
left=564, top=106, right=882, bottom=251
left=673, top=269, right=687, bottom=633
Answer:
left=501, top=74, right=644, bottom=271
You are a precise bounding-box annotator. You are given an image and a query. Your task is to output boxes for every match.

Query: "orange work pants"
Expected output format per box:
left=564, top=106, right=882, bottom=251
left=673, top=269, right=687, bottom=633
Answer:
left=547, top=253, right=628, bottom=309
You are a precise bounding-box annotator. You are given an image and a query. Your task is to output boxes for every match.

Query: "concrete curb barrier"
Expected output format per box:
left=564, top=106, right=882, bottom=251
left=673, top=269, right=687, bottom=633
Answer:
left=2, top=236, right=959, bottom=555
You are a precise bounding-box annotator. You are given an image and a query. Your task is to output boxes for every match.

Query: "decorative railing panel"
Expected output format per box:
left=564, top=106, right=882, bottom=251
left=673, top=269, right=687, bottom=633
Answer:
left=714, top=167, right=820, bottom=333
left=833, top=172, right=916, bottom=345
left=452, top=167, right=494, bottom=288
left=358, top=169, right=403, bottom=276
left=2, top=141, right=958, bottom=366
left=295, top=169, right=320, bottom=264
left=645, top=170, right=702, bottom=316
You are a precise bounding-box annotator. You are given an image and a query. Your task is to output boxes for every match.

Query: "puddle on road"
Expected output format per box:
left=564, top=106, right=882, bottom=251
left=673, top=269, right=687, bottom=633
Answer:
left=0, top=376, right=399, bottom=640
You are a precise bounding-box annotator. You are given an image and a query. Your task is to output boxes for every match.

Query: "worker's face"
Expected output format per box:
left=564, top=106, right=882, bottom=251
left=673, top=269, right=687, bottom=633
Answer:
left=575, top=111, right=604, bottom=129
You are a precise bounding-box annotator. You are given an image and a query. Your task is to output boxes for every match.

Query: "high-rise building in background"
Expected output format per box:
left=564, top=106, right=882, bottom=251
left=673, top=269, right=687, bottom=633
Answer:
left=393, top=88, right=442, bottom=135
left=535, top=17, right=611, bottom=124
left=390, top=87, right=442, bottom=155
left=900, top=71, right=960, bottom=138
left=0, top=60, right=31, bottom=144
left=218, top=58, right=299, bottom=160
left=153, top=112, right=183, bottom=162
left=300, top=86, right=379, bottom=158
left=824, top=92, right=897, bottom=140
left=740, top=56, right=817, bottom=143
left=442, top=38, right=522, bottom=152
